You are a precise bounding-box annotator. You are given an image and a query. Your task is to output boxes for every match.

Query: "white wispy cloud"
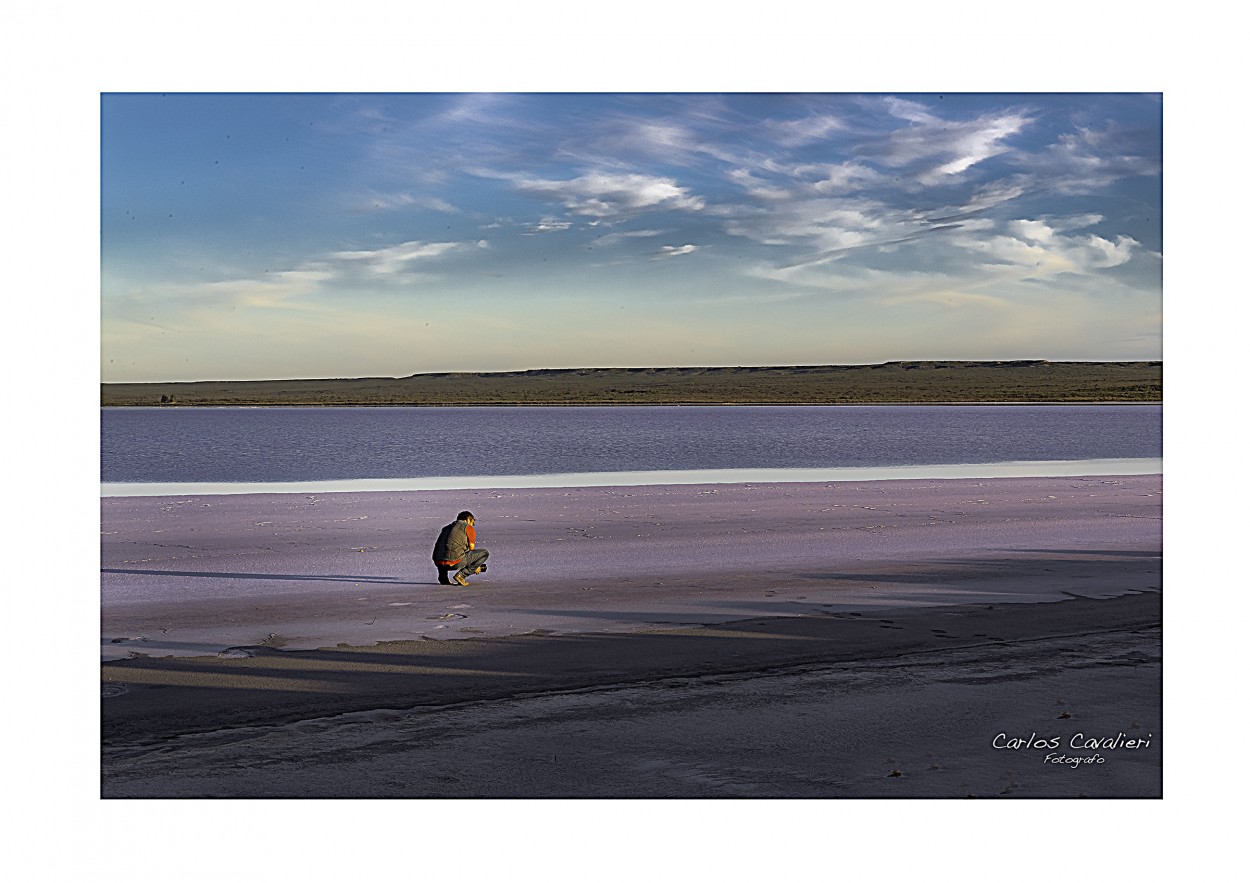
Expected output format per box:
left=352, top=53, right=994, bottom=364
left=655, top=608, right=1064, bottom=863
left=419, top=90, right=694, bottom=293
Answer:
left=729, top=160, right=887, bottom=208
left=329, top=240, right=466, bottom=275
left=106, top=268, right=339, bottom=327
left=206, top=270, right=338, bottom=310
left=1017, top=125, right=1162, bottom=194
left=511, top=171, right=705, bottom=218
left=571, top=99, right=747, bottom=168
left=617, top=121, right=699, bottom=157
left=874, top=99, right=1033, bottom=185
left=657, top=244, right=698, bottom=258
left=592, top=229, right=665, bottom=247
left=708, top=105, right=1036, bottom=264
left=738, top=203, right=1144, bottom=303
left=769, top=113, right=846, bottom=148
left=806, top=161, right=886, bottom=194
left=150, top=240, right=474, bottom=316
left=720, top=192, right=921, bottom=256
left=881, top=97, right=938, bottom=125
left=524, top=218, right=573, bottom=234
left=352, top=191, right=461, bottom=214
left=959, top=219, right=1139, bottom=273
left=434, top=93, right=512, bottom=126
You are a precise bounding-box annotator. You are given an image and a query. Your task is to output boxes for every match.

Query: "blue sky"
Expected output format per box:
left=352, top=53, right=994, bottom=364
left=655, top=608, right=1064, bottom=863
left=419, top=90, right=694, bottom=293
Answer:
left=101, top=92, right=1161, bottom=382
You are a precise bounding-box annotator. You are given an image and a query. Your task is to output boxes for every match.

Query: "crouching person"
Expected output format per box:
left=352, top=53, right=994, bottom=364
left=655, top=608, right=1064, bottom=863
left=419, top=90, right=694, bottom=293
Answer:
left=432, top=510, right=489, bottom=586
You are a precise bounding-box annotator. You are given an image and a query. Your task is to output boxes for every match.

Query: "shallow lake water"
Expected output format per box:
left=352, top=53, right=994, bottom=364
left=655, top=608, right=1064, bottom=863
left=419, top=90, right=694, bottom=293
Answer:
left=101, top=404, right=1162, bottom=494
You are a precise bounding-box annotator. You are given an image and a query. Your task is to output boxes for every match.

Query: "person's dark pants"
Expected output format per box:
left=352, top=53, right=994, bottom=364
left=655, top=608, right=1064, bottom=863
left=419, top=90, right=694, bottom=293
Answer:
left=436, top=548, right=489, bottom=583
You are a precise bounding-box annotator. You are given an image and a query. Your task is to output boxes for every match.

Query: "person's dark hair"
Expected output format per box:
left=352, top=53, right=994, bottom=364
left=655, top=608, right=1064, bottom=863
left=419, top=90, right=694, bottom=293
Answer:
left=458, top=510, right=475, bottom=522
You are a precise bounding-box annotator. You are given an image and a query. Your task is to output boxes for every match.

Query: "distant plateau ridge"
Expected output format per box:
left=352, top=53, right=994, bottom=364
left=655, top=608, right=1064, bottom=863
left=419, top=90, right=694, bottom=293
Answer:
left=100, top=361, right=1162, bottom=406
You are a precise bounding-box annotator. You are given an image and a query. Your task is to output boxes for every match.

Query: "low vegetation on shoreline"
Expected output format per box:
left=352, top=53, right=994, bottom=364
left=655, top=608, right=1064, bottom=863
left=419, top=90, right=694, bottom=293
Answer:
left=100, top=360, right=1162, bottom=407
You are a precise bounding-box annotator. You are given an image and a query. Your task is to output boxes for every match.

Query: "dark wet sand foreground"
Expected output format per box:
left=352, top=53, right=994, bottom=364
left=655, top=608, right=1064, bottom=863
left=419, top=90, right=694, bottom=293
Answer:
left=101, top=475, right=1162, bottom=797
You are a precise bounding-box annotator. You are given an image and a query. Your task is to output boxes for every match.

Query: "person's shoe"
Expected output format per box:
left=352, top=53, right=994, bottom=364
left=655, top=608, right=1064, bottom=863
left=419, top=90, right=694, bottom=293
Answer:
left=453, top=573, right=470, bottom=586
left=438, top=576, right=452, bottom=585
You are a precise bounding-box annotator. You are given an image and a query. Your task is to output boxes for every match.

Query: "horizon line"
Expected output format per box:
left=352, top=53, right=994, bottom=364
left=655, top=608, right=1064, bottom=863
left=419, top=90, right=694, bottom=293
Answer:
left=101, top=358, right=1163, bottom=387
